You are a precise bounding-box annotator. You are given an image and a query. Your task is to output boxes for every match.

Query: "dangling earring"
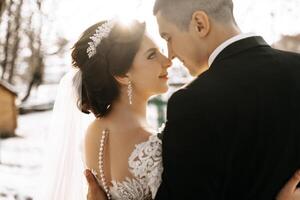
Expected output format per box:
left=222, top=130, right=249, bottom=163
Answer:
left=127, top=80, right=133, bottom=105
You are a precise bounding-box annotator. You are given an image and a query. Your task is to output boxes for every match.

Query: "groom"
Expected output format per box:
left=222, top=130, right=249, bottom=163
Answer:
left=86, top=0, right=300, bottom=199
left=152, top=0, right=300, bottom=199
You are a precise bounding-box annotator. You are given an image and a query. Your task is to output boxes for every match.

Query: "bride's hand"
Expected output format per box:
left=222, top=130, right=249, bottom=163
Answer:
left=277, top=170, right=300, bottom=200
left=84, top=169, right=107, bottom=200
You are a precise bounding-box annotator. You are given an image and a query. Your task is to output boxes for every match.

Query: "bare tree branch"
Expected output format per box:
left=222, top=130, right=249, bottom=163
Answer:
left=0, top=0, right=6, bottom=17
left=8, top=0, right=24, bottom=84
left=1, top=0, right=13, bottom=80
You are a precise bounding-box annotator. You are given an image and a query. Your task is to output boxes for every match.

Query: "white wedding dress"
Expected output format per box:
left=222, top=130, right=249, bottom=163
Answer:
left=91, top=133, right=163, bottom=200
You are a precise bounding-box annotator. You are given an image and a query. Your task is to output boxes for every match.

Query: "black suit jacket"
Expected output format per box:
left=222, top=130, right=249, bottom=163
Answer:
left=155, top=36, right=300, bottom=200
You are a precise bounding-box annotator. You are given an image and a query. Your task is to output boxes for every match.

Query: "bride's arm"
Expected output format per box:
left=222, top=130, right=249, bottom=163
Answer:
left=277, top=170, right=300, bottom=200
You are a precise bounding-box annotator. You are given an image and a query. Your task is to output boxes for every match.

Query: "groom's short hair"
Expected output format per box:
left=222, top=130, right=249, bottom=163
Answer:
left=153, top=0, right=235, bottom=30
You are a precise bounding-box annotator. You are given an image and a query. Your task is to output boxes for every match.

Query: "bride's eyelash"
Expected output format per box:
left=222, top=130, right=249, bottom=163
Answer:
left=147, top=51, right=156, bottom=59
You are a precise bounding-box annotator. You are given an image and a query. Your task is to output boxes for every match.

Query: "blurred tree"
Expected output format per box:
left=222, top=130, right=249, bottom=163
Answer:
left=149, top=96, right=167, bottom=127
left=21, top=12, right=44, bottom=102
left=0, top=0, right=69, bottom=102
left=8, top=0, right=24, bottom=83
left=0, top=0, right=5, bottom=19
left=1, top=0, right=13, bottom=80
left=1, top=0, right=25, bottom=84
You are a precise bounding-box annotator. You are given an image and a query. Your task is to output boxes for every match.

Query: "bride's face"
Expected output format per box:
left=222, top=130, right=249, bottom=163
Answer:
left=129, top=34, right=172, bottom=97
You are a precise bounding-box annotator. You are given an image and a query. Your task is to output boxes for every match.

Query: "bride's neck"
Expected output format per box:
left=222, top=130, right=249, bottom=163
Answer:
left=107, top=91, right=149, bottom=128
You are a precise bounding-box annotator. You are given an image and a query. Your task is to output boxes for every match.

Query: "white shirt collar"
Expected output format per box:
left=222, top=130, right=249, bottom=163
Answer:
left=208, top=33, right=257, bottom=67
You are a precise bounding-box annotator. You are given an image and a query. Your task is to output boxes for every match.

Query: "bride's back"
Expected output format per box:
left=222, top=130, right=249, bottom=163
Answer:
left=84, top=117, right=153, bottom=187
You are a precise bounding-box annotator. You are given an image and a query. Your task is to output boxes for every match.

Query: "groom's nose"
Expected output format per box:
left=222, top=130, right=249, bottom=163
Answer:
left=167, top=44, right=175, bottom=60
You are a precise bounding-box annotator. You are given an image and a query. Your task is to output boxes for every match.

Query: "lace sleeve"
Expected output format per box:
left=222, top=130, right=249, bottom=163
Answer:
left=128, top=135, right=163, bottom=199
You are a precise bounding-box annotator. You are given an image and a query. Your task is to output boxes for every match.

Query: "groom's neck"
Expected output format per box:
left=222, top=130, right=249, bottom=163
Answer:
left=210, top=22, right=241, bottom=52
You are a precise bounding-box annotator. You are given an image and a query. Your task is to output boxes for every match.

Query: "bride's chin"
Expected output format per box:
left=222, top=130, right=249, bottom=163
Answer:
left=149, top=85, right=169, bottom=96
left=157, top=85, right=169, bottom=94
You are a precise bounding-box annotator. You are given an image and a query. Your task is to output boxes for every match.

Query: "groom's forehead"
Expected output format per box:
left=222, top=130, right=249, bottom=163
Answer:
left=156, top=11, right=170, bottom=33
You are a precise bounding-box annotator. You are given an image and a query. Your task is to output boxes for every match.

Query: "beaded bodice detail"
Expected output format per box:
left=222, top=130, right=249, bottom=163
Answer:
left=92, top=130, right=163, bottom=200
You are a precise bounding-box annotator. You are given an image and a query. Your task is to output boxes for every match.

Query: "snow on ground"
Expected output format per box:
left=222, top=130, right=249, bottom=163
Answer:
left=0, top=111, right=52, bottom=200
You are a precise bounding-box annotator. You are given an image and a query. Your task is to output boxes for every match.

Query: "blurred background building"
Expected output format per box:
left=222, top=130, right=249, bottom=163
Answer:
left=0, top=80, right=18, bottom=138
left=272, top=34, right=300, bottom=53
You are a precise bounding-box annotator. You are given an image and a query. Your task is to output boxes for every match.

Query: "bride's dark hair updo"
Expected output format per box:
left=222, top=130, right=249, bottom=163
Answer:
left=71, top=20, right=146, bottom=117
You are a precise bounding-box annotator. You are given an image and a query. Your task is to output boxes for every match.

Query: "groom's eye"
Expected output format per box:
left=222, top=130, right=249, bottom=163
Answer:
left=161, top=33, right=170, bottom=42
left=164, top=36, right=171, bottom=42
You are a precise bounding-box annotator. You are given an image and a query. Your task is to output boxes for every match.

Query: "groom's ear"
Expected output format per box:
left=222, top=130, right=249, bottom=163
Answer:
left=191, top=11, right=210, bottom=37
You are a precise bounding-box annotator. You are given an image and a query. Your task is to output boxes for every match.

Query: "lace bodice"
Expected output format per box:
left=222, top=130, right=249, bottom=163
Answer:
left=92, top=134, right=163, bottom=200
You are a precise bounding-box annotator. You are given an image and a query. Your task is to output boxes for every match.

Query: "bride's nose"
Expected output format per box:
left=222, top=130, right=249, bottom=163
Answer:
left=162, top=55, right=172, bottom=69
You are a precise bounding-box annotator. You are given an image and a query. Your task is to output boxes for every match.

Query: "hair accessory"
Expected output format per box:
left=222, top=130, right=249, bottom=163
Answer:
left=87, top=19, right=116, bottom=58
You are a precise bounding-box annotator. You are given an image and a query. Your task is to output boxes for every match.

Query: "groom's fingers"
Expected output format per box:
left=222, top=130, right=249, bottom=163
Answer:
left=84, top=169, right=99, bottom=190
left=85, top=169, right=106, bottom=200
left=283, top=170, right=300, bottom=193
left=84, top=169, right=108, bottom=200
left=276, top=170, right=300, bottom=200
left=84, top=169, right=94, bottom=184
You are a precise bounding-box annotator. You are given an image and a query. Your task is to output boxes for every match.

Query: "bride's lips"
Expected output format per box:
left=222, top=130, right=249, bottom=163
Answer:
left=159, top=73, right=168, bottom=80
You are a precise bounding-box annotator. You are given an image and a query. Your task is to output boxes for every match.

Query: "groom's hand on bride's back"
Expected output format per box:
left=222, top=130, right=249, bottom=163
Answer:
left=277, top=170, right=300, bottom=200
left=84, top=169, right=107, bottom=200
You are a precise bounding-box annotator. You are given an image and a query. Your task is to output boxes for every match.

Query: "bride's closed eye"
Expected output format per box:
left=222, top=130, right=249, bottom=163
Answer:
left=146, top=48, right=157, bottom=60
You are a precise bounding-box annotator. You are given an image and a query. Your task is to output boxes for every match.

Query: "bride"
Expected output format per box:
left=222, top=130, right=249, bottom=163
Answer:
left=75, top=19, right=170, bottom=200
left=37, top=19, right=300, bottom=200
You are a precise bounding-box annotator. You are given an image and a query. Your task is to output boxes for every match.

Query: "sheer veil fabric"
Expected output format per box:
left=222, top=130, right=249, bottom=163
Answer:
left=34, top=68, right=94, bottom=200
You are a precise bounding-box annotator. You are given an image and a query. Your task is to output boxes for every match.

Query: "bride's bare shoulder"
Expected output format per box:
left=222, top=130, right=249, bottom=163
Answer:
left=84, top=118, right=105, bottom=170
left=85, top=118, right=104, bottom=139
